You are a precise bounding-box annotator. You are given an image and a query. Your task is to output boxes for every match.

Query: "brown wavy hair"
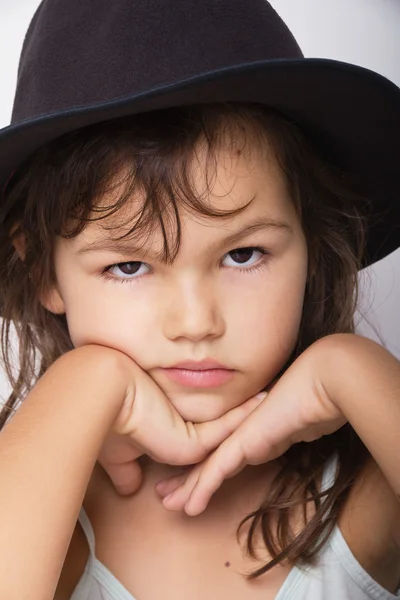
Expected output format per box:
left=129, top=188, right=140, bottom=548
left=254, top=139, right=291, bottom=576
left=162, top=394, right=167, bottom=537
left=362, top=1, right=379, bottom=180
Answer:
left=0, top=103, right=369, bottom=577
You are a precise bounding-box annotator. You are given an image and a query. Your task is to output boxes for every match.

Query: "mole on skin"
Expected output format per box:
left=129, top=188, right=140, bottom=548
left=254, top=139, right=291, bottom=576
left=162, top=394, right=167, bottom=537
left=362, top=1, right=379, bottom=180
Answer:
left=225, top=561, right=231, bottom=567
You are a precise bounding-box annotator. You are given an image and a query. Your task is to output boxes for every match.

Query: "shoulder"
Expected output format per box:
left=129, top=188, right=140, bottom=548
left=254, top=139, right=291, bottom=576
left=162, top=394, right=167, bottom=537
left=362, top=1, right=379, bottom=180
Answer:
left=338, top=455, right=400, bottom=592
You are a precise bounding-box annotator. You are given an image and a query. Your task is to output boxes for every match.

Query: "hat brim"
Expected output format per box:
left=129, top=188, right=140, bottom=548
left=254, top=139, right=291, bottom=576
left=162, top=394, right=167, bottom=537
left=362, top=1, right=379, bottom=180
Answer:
left=1, top=58, right=399, bottom=267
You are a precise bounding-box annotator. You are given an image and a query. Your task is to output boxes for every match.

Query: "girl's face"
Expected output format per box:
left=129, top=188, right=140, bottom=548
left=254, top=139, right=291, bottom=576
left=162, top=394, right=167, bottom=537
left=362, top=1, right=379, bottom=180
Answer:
left=46, top=140, right=308, bottom=422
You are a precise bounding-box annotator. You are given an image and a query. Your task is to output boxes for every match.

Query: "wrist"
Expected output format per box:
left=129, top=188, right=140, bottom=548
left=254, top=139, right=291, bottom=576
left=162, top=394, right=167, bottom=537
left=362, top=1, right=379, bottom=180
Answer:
left=46, top=344, right=132, bottom=424
left=312, top=333, right=384, bottom=413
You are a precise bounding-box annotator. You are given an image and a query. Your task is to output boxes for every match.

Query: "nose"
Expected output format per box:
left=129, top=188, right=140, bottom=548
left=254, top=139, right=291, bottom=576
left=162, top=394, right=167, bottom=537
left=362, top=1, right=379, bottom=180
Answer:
left=162, top=276, right=225, bottom=342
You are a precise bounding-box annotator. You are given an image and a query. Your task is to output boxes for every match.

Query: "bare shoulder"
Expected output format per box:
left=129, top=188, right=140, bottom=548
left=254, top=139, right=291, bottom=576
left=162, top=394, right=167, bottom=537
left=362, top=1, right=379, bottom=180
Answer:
left=53, top=520, right=89, bottom=600
left=338, top=455, right=400, bottom=592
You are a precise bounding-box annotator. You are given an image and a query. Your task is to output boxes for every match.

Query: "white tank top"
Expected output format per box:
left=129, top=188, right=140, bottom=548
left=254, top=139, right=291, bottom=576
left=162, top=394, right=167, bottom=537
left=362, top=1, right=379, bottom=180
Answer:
left=70, top=455, right=400, bottom=600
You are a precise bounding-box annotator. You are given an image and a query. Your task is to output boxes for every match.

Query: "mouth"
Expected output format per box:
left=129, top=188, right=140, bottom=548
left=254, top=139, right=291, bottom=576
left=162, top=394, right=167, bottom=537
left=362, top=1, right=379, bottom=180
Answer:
left=166, top=359, right=231, bottom=370
left=158, top=359, right=235, bottom=388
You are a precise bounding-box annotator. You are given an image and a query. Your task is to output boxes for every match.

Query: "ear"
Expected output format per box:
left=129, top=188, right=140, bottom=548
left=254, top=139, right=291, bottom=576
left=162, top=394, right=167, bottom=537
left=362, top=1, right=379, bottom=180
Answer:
left=40, top=287, right=66, bottom=315
left=11, top=224, right=66, bottom=315
left=10, top=223, right=26, bottom=261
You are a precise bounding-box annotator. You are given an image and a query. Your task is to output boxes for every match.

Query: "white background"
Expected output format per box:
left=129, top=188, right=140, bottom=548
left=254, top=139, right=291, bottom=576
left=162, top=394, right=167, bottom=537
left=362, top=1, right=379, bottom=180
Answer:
left=0, top=0, right=399, bottom=400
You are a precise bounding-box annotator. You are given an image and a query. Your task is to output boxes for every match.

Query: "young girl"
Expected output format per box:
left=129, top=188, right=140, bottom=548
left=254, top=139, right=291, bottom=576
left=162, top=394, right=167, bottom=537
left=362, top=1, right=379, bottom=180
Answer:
left=0, top=1, right=399, bottom=599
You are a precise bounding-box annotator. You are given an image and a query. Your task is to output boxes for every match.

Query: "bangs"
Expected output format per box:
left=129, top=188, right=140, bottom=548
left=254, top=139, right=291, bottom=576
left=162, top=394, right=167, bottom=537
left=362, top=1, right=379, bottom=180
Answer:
left=55, top=105, right=273, bottom=262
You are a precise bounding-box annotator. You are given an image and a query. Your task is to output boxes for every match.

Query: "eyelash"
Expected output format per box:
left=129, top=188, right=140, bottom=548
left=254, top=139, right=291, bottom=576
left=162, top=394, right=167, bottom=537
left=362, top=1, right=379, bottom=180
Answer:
left=100, top=246, right=271, bottom=285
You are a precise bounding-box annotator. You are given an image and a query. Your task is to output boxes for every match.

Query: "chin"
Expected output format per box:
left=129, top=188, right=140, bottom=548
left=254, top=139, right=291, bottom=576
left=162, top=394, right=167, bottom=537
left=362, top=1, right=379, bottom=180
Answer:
left=169, top=392, right=236, bottom=423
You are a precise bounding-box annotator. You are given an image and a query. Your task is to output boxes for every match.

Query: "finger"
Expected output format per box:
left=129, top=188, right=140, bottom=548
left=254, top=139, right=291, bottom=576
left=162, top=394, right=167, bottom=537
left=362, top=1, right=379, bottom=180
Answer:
left=154, top=470, right=188, bottom=497
left=130, top=389, right=266, bottom=467
left=184, top=436, right=247, bottom=515
left=185, top=393, right=301, bottom=514
left=194, top=392, right=267, bottom=456
left=103, top=459, right=143, bottom=496
left=162, top=463, right=203, bottom=511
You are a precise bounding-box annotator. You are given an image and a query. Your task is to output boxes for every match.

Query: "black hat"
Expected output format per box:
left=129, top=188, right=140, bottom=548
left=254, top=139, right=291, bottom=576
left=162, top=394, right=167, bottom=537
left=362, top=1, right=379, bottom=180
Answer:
left=1, top=0, right=399, bottom=266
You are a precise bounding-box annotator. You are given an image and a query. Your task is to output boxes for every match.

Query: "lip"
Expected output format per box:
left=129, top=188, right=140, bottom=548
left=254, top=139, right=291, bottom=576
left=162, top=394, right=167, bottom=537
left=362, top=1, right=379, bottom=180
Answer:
left=167, top=359, right=231, bottom=370
left=159, top=359, right=235, bottom=388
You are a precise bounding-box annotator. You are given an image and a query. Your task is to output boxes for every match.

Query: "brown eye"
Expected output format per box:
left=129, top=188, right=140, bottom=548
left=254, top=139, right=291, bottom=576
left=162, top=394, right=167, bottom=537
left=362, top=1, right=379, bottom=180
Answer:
left=117, top=262, right=142, bottom=275
left=223, top=247, right=268, bottom=268
left=228, top=248, right=255, bottom=264
left=107, top=261, right=150, bottom=280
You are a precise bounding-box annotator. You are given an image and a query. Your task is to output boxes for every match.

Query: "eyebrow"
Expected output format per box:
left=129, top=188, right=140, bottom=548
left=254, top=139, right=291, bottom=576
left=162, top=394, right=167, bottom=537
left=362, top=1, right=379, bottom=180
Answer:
left=209, top=216, right=292, bottom=253
left=75, top=216, right=292, bottom=260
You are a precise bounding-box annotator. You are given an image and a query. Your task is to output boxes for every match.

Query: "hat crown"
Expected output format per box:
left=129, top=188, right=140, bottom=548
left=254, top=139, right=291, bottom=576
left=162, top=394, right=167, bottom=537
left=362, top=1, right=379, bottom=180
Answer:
left=12, top=0, right=302, bottom=123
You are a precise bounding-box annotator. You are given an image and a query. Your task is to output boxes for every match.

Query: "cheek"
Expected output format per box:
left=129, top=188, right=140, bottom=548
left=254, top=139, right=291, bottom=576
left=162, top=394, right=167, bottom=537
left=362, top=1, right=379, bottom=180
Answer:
left=61, top=284, right=155, bottom=361
left=234, top=260, right=307, bottom=367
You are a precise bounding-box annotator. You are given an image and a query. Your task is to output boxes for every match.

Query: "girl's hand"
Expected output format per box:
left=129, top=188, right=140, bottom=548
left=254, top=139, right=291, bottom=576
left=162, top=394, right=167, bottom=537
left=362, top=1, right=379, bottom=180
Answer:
left=156, top=338, right=347, bottom=515
left=96, top=352, right=263, bottom=495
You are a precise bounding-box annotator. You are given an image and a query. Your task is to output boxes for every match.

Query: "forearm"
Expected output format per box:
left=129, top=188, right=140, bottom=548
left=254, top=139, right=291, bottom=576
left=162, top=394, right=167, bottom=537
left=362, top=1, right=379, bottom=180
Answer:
left=0, top=345, right=127, bottom=600
left=320, top=334, right=400, bottom=500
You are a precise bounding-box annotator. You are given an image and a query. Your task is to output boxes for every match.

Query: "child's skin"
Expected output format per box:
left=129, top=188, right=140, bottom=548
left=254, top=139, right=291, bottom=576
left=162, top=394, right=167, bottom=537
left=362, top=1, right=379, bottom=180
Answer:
left=43, top=139, right=308, bottom=496
left=45, top=141, right=308, bottom=424
left=1, top=133, right=400, bottom=599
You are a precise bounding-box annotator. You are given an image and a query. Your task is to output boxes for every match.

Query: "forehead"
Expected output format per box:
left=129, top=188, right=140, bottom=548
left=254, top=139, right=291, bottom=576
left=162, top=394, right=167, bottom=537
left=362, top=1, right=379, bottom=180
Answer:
left=100, top=136, right=292, bottom=223
left=71, top=126, right=300, bottom=259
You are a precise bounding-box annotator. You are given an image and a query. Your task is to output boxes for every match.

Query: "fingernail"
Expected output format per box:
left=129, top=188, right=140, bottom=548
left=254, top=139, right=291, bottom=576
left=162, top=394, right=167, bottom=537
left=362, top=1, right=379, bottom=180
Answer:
left=255, top=391, right=268, bottom=400
left=163, top=493, right=172, bottom=503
